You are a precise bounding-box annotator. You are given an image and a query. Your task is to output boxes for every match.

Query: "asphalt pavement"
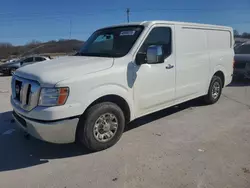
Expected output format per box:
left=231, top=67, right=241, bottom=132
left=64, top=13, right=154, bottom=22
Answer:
left=0, top=75, right=250, bottom=188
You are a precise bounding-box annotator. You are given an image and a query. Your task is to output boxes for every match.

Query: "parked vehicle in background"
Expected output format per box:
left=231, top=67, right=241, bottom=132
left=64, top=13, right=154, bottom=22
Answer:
left=0, top=55, right=50, bottom=75
left=11, top=21, right=234, bottom=151
left=234, top=41, right=244, bottom=49
left=20, top=56, right=51, bottom=67
left=234, top=42, right=250, bottom=80
left=5, top=58, right=20, bottom=63
left=234, top=38, right=250, bottom=49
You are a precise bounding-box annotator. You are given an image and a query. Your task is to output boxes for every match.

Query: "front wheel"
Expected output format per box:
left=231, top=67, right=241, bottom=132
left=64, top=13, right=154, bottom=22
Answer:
left=76, top=102, right=125, bottom=151
left=204, top=75, right=223, bottom=104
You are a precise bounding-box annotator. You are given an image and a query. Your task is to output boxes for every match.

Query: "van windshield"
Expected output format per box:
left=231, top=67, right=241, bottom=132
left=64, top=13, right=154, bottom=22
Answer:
left=77, top=26, right=144, bottom=58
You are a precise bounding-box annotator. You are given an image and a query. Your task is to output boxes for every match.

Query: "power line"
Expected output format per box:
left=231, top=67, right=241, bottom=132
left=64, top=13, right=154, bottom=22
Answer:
left=0, top=12, right=123, bottom=22
left=1, top=21, right=250, bottom=40
left=0, top=13, right=249, bottom=25
left=0, top=7, right=249, bottom=20
left=0, top=8, right=249, bottom=24
left=0, top=31, right=93, bottom=39
left=133, top=8, right=249, bottom=12
left=0, top=10, right=124, bottom=22
left=0, top=8, right=124, bottom=16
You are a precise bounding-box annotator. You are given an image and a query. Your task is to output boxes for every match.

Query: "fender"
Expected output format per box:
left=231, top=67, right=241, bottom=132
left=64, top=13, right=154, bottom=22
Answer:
left=213, top=65, right=227, bottom=78
left=207, top=64, right=227, bottom=86
left=80, top=84, right=135, bottom=120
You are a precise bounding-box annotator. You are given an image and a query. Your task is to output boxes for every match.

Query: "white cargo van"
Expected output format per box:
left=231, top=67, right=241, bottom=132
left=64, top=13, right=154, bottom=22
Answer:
left=11, top=21, right=234, bottom=151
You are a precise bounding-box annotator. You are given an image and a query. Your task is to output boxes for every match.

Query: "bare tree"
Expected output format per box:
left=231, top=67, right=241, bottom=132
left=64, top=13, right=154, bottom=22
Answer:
left=233, top=29, right=239, bottom=36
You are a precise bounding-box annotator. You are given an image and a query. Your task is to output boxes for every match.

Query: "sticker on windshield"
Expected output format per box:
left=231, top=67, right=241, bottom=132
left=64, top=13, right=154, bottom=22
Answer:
left=120, top=31, right=136, bottom=36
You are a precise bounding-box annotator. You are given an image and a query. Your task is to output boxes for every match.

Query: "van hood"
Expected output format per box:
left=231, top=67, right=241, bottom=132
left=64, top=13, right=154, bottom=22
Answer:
left=15, top=56, right=114, bottom=86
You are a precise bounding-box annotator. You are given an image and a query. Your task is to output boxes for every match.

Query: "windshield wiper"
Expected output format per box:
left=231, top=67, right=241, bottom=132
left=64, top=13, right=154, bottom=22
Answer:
left=74, top=52, right=90, bottom=56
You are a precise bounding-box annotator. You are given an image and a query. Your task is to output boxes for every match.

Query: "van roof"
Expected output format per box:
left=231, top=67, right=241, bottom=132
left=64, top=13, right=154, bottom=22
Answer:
left=100, top=20, right=232, bottom=31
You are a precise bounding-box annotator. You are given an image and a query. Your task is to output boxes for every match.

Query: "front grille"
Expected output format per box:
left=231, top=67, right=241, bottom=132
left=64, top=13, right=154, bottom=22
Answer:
left=13, top=111, right=27, bottom=128
left=26, top=85, right=31, bottom=105
left=11, top=75, right=40, bottom=111
left=15, top=80, right=22, bottom=101
left=234, top=62, right=246, bottom=69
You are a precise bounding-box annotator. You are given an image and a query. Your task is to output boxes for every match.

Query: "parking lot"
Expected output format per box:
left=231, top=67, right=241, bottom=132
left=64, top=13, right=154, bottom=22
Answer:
left=0, top=75, right=250, bottom=188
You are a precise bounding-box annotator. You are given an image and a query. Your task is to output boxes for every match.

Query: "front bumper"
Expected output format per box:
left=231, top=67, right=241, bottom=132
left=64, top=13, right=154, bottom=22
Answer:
left=12, top=111, right=79, bottom=144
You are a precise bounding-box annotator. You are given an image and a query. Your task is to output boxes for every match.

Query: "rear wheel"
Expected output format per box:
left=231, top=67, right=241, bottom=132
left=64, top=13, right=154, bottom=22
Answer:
left=204, top=75, right=223, bottom=104
left=76, top=102, right=125, bottom=151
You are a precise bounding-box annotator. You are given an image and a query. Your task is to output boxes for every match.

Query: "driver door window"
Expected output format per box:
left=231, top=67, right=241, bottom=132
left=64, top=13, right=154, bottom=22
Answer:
left=35, top=57, right=46, bottom=62
left=139, top=27, right=172, bottom=59
left=21, top=57, right=34, bottom=66
left=23, top=57, right=34, bottom=64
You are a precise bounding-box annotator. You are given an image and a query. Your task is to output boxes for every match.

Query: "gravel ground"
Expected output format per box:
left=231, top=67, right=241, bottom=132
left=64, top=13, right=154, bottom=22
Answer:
left=0, top=75, right=250, bottom=188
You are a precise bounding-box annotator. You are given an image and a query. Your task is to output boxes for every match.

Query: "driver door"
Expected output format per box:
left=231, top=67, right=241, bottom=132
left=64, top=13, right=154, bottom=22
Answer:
left=133, top=25, right=176, bottom=115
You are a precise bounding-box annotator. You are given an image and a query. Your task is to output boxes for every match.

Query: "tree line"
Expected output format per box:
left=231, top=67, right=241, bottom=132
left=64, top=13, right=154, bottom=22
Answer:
left=0, top=39, right=84, bottom=60
left=234, top=30, right=250, bottom=39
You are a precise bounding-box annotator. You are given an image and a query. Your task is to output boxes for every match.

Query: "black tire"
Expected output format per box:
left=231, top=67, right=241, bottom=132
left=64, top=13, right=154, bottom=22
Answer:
left=76, top=102, right=125, bottom=151
left=204, top=75, right=223, bottom=104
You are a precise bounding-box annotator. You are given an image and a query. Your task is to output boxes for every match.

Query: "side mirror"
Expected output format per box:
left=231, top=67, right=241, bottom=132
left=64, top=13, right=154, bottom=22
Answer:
left=135, top=52, right=146, bottom=65
left=146, top=45, right=164, bottom=64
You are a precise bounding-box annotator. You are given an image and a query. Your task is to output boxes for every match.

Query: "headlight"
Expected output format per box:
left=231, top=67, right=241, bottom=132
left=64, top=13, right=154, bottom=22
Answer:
left=38, top=87, right=69, bottom=106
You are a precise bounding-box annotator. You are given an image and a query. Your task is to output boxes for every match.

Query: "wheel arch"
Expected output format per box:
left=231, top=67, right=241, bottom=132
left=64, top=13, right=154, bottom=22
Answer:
left=75, top=83, right=134, bottom=142
left=84, top=94, right=131, bottom=124
left=212, top=66, right=226, bottom=87
left=214, top=71, right=225, bottom=87
left=77, top=84, right=134, bottom=124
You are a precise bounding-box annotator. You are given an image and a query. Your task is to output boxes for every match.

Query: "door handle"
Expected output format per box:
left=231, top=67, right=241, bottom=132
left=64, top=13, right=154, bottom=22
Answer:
left=166, top=64, right=174, bottom=69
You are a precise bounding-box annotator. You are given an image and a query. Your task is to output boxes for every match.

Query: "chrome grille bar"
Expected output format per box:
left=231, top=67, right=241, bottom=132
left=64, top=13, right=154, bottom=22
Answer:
left=11, top=76, right=16, bottom=99
left=11, top=75, right=40, bottom=111
left=21, top=82, right=29, bottom=106
left=28, top=82, right=40, bottom=109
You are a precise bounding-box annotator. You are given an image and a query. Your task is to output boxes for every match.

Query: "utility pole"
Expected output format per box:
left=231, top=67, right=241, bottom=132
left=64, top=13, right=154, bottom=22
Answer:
left=69, top=19, right=72, bottom=39
left=126, top=8, right=130, bottom=23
